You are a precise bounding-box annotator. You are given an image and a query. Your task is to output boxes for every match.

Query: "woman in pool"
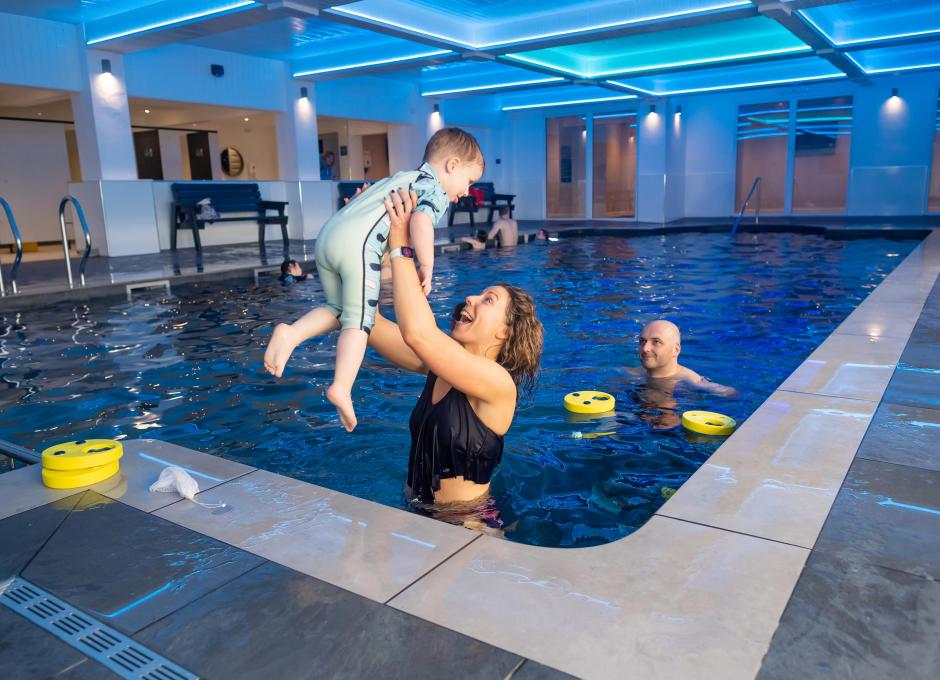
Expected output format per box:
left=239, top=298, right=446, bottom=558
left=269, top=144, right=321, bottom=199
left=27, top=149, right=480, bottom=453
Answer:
left=368, top=187, right=543, bottom=507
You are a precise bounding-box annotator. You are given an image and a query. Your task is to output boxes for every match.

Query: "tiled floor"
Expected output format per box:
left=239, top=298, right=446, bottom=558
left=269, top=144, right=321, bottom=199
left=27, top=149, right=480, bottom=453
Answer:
left=0, top=491, right=565, bottom=679
left=757, top=268, right=940, bottom=679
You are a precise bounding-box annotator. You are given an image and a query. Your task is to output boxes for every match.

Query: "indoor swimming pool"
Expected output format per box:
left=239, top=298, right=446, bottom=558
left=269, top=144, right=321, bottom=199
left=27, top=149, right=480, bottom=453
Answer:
left=0, top=231, right=921, bottom=547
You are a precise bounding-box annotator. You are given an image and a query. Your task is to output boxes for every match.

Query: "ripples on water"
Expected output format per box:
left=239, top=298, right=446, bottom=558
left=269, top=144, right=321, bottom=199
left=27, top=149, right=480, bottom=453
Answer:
left=0, top=233, right=918, bottom=546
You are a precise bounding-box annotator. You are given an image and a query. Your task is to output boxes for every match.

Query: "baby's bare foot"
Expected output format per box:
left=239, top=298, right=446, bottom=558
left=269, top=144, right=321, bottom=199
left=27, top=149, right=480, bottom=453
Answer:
left=264, top=323, right=299, bottom=378
left=326, top=383, right=358, bottom=432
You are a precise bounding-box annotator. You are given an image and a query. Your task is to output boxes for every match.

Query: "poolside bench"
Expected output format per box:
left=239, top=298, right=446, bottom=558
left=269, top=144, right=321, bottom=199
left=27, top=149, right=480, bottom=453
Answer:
left=448, top=181, right=516, bottom=228
left=170, top=183, right=288, bottom=252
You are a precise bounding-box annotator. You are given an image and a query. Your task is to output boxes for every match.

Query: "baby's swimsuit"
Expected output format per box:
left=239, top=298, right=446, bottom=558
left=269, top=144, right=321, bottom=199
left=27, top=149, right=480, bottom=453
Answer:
left=314, top=162, right=449, bottom=333
left=407, top=372, right=505, bottom=504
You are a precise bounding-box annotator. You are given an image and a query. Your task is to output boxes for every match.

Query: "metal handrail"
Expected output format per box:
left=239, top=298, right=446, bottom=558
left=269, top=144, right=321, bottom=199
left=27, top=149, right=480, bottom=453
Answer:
left=0, top=197, right=23, bottom=296
left=731, top=176, right=762, bottom=236
left=58, top=196, right=92, bottom=288
left=0, top=438, right=40, bottom=465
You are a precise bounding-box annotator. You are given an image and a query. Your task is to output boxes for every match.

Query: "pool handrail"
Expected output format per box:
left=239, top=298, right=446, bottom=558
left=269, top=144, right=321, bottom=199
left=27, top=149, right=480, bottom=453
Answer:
left=58, top=196, right=93, bottom=288
left=0, top=437, right=40, bottom=465
left=0, top=196, right=23, bottom=296
left=731, top=176, right=761, bottom=236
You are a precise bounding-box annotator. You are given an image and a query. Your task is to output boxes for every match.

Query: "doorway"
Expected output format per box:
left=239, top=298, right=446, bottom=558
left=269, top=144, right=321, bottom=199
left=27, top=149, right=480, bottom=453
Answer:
left=186, top=131, right=213, bottom=180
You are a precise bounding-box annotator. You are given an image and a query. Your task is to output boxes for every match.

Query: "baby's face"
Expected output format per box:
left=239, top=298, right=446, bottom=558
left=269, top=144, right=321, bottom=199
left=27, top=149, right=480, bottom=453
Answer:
left=288, top=263, right=302, bottom=277
left=440, top=159, right=483, bottom=202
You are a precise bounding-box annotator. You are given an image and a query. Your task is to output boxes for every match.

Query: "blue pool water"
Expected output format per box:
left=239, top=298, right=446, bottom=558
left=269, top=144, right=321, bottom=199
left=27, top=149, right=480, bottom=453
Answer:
left=0, top=232, right=919, bottom=546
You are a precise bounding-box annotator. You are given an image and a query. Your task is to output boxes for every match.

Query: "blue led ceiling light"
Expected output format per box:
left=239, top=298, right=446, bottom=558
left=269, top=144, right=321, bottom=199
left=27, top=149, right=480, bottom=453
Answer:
left=502, top=94, right=637, bottom=111
left=845, top=41, right=940, bottom=74
left=422, top=77, right=566, bottom=96
left=608, top=56, right=844, bottom=96
left=294, top=49, right=453, bottom=77
left=85, top=0, right=260, bottom=45
left=799, top=0, right=940, bottom=48
left=505, top=17, right=809, bottom=79
left=327, top=0, right=752, bottom=51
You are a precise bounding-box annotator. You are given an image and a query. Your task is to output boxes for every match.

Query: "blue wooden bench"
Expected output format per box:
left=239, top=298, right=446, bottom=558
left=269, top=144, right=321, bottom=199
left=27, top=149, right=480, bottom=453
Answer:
left=170, top=183, right=288, bottom=251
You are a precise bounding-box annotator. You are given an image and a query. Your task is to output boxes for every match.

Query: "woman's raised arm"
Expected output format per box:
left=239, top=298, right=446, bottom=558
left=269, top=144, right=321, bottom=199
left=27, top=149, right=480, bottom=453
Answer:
left=385, top=190, right=516, bottom=406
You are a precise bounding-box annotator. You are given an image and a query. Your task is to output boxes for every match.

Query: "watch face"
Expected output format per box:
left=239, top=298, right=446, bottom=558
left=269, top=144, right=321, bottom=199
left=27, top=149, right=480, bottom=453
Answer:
left=401, top=246, right=415, bottom=258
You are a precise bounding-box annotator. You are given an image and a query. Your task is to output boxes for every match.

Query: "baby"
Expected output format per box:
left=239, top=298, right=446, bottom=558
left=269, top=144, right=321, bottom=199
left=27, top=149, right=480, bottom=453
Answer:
left=263, top=127, right=484, bottom=431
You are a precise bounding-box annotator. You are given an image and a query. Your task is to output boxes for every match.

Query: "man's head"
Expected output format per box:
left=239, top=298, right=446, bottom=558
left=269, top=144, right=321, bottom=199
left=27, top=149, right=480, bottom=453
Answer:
left=322, top=151, right=335, bottom=166
left=423, top=127, right=484, bottom=203
left=638, top=320, right=681, bottom=374
left=498, top=206, right=510, bottom=219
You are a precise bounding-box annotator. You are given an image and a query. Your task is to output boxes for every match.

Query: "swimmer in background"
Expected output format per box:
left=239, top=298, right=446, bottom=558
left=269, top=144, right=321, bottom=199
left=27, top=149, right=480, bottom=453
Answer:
left=460, top=206, right=519, bottom=250
left=631, top=319, right=737, bottom=428
left=279, top=259, right=313, bottom=285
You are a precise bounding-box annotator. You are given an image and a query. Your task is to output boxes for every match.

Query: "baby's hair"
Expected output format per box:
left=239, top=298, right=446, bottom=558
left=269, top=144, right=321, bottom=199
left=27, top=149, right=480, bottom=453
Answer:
left=423, top=127, right=484, bottom=170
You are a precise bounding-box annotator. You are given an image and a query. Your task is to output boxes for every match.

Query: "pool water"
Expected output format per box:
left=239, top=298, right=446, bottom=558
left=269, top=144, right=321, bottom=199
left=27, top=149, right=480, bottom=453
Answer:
left=0, top=232, right=918, bottom=547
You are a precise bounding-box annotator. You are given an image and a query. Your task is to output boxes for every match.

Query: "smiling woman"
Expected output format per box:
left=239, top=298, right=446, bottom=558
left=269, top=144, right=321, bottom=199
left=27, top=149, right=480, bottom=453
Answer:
left=366, top=186, right=543, bottom=512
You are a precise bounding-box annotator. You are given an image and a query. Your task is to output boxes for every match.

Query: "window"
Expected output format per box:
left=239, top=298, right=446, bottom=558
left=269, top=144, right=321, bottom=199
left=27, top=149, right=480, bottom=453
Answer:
left=546, top=116, right=586, bottom=217
left=592, top=114, right=637, bottom=218
left=792, top=96, right=853, bottom=213
left=735, top=101, right=789, bottom=214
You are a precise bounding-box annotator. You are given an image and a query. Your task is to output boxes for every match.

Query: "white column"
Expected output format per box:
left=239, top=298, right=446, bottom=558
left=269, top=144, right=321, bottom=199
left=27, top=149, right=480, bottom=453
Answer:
left=70, top=50, right=137, bottom=181
left=276, top=79, right=320, bottom=181
left=636, top=103, right=667, bottom=223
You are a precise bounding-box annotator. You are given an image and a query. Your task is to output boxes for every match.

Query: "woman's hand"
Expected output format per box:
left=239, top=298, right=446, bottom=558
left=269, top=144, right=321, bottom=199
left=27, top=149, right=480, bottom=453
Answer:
left=385, top=187, right=418, bottom=250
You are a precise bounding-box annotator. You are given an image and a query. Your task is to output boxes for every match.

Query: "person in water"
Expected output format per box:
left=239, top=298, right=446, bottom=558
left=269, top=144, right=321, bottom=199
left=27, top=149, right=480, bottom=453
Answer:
left=366, top=187, right=543, bottom=507
left=632, top=319, right=737, bottom=428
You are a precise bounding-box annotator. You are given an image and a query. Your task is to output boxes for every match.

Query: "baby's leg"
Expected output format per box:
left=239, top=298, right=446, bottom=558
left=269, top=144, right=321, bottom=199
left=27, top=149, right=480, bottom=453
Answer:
left=264, top=307, right=340, bottom=378
left=327, top=328, right=368, bottom=432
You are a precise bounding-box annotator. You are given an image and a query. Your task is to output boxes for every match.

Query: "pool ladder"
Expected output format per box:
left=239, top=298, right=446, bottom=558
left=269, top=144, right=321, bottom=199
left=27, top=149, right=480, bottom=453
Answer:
left=731, top=176, right=761, bottom=236
left=58, top=196, right=93, bottom=288
left=0, top=197, right=23, bottom=296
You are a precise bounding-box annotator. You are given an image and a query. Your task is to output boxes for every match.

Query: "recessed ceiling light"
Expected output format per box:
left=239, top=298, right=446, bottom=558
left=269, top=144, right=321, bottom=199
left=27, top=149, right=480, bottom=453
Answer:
left=244, top=117, right=249, bottom=122
left=144, top=109, right=151, bottom=114
left=37, top=112, right=43, bottom=116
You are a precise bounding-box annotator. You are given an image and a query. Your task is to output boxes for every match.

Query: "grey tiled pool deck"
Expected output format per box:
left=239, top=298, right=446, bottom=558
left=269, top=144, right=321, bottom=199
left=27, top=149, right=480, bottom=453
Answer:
left=0, top=228, right=937, bottom=679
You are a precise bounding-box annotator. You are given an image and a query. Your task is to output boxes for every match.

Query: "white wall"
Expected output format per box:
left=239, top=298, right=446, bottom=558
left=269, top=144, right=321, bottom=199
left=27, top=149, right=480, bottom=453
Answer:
left=0, top=120, right=71, bottom=243
left=0, top=13, right=82, bottom=92
left=124, top=45, right=287, bottom=111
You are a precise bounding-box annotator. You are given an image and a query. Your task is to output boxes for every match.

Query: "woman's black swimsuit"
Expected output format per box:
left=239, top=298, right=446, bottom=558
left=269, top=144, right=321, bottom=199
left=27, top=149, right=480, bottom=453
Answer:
left=407, top=372, right=504, bottom=504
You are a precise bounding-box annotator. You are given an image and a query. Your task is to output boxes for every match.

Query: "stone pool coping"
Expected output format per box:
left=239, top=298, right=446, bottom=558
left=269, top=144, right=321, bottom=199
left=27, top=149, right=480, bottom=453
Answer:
left=0, top=229, right=936, bottom=678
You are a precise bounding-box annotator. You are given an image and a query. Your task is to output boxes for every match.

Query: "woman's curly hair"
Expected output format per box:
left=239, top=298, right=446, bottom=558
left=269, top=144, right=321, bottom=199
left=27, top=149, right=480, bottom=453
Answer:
left=451, top=284, right=543, bottom=397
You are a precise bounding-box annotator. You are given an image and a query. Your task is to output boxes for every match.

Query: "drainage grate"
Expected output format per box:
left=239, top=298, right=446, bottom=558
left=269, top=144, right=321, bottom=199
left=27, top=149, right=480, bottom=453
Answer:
left=0, top=577, right=198, bottom=679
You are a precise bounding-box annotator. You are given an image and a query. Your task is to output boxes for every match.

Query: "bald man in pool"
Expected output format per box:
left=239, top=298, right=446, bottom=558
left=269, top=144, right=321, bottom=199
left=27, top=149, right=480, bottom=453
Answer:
left=635, top=320, right=737, bottom=397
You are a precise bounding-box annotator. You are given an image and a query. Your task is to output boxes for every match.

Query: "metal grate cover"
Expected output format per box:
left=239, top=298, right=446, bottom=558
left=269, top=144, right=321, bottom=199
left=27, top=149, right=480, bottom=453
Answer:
left=0, top=576, right=198, bottom=680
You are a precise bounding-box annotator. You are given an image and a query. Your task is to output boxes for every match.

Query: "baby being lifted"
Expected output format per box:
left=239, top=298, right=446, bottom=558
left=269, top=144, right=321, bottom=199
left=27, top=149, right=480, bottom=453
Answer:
left=263, top=127, right=485, bottom=431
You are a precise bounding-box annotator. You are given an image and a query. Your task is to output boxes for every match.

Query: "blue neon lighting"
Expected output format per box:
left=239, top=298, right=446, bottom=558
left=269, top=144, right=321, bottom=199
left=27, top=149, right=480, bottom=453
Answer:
left=609, top=72, right=843, bottom=97
left=798, top=1, right=940, bottom=48
left=845, top=41, right=940, bottom=75
left=86, top=1, right=260, bottom=45
left=328, top=1, right=752, bottom=51
left=592, top=112, right=637, bottom=120
left=502, top=94, right=637, bottom=111
left=422, top=77, right=565, bottom=96
left=294, top=49, right=453, bottom=76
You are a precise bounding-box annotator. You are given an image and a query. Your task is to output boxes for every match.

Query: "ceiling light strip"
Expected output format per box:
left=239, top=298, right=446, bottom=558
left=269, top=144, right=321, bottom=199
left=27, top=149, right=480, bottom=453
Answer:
left=329, top=1, right=752, bottom=51
left=797, top=10, right=940, bottom=48
left=421, top=77, right=565, bottom=96
left=294, top=50, right=453, bottom=76
left=506, top=44, right=810, bottom=79
left=502, top=94, right=637, bottom=111
left=606, top=72, right=844, bottom=97
left=86, top=1, right=259, bottom=44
